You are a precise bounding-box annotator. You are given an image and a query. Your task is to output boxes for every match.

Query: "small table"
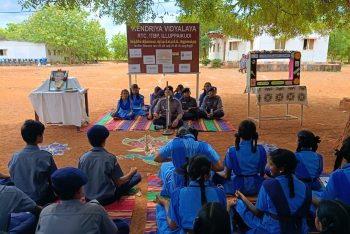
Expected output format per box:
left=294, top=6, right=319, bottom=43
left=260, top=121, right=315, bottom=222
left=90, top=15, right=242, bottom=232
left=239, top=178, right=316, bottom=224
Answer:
left=247, top=86, right=308, bottom=127
left=29, top=78, right=89, bottom=129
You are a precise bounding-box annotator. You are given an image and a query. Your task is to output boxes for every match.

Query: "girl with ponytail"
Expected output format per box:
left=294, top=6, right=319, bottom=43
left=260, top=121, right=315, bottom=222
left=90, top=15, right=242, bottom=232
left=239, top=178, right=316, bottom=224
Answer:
left=313, top=137, right=350, bottom=207
left=294, top=130, right=324, bottom=190
left=213, top=119, right=267, bottom=195
left=155, top=156, right=226, bottom=234
left=229, top=148, right=311, bottom=234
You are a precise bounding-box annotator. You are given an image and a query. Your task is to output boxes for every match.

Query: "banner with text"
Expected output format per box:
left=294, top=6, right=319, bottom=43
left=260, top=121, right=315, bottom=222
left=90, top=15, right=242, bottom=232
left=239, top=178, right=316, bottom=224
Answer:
left=127, top=23, right=200, bottom=74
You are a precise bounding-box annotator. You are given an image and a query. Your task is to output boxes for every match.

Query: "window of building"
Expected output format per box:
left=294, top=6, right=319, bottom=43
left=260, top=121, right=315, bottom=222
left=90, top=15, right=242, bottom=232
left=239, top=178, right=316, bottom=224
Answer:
left=275, top=39, right=286, bottom=50
left=216, top=44, right=220, bottom=52
left=229, top=41, right=239, bottom=51
left=0, top=49, right=7, bottom=56
left=212, top=44, right=215, bottom=52
left=303, top=39, right=315, bottom=50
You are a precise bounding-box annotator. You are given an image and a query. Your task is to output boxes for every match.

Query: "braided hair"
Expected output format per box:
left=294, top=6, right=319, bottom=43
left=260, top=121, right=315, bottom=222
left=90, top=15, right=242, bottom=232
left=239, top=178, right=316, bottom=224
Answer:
left=187, top=156, right=211, bottom=205
left=270, top=149, right=298, bottom=198
left=333, top=136, right=350, bottom=171
left=235, top=120, right=259, bottom=153
left=317, top=200, right=350, bottom=234
left=119, top=89, right=130, bottom=105
left=130, top=84, right=141, bottom=100
left=193, top=202, right=231, bottom=234
left=296, top=130, right=321, bottom=152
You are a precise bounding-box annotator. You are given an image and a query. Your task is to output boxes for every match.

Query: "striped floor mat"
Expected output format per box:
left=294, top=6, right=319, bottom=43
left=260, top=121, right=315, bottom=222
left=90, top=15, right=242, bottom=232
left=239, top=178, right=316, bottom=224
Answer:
left=86, top=112, right=235, bottom=132
left=104, top=195, right=136, bottom=225
left=145, top=174, right=162, bottom=234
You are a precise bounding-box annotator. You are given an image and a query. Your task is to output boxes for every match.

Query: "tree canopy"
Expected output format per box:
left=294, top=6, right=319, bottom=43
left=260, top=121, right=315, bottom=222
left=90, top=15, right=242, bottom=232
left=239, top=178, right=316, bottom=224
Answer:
left=19, top=0, right=350, bottom=39
left=2, top=6, right=109, bottom=63
left=110, top=33, right=128, bottom=60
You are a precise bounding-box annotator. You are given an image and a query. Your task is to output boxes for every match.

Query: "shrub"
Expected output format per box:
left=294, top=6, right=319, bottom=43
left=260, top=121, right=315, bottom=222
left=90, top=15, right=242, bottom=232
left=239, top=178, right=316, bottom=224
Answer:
left=201, top=58, right=211, bottom=66
left=211, top=59, right=222, bottom=68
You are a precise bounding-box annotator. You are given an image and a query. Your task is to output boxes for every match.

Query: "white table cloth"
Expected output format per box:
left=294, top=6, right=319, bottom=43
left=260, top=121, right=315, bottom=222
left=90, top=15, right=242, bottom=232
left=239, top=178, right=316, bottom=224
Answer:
left=29, top=78, right=89, bottom=127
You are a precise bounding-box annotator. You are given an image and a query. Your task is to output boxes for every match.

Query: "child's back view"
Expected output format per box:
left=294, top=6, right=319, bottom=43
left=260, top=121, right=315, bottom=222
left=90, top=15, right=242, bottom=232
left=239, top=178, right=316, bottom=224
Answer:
left=294, top=130, right=323, bottom=190
left=8, top=119, right=57, bottom=205
left=79, top=125, right=141, bottom=205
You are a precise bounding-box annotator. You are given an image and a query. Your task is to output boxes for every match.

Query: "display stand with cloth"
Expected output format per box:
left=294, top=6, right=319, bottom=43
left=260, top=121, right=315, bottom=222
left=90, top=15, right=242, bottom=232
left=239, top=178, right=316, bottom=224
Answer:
left=247, top=86, right=308, bottom=127
left=29, top=78, right=89, bottom=129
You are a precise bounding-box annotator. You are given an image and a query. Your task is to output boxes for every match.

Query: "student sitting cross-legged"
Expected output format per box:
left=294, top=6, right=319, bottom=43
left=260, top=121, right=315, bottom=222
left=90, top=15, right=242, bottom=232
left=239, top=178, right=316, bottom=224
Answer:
left=213, top=120, right=267, bottom=196
left=78, top=125, right=141, bottom=205
left=199, top=86, right=224, bottom=119
left=111, top=89, right=135, bottom=120
left=180, top=88, right=198, bottom=121
left=154, top=126, right=223, bottom=196
left=36, top=167, right=129, bottom=234
left=8, top=119, right=57, bottom=206
left=0, top=183, right=42, bottom=234
left=229, top=149, right=312, bottom=234
left=156, top=156, right=227, bottom=234
left=294, top=130, right=323, bottom=191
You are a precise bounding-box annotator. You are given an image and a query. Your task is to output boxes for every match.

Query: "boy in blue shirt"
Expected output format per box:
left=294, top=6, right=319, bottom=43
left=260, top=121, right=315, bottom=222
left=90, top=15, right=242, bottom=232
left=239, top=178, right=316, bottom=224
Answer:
left=79, top=125, right=141, bottom=205
left=8, top=119, right=57, bottom=205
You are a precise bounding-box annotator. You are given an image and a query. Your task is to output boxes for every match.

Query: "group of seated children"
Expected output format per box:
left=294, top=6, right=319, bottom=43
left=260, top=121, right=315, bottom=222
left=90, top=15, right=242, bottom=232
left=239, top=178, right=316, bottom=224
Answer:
left=111, top=82, right=225, bottom=127
left=2, top=118, right=350, bottom=233
left=0, top=120, right=141, bottom=234
left=153, top=120, right=350, bottom=234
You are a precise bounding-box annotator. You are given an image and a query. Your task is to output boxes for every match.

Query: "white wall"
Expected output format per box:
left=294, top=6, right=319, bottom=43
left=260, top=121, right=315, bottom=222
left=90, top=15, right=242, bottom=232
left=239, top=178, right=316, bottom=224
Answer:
left=209, top=34, right=329, bottom=63
left=0, top=40, right=47, bottom=59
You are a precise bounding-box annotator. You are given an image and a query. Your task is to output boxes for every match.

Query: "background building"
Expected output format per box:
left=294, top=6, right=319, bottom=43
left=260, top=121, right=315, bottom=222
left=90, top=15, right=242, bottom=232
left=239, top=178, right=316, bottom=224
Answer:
left=208, top=33, right=329, bottom=63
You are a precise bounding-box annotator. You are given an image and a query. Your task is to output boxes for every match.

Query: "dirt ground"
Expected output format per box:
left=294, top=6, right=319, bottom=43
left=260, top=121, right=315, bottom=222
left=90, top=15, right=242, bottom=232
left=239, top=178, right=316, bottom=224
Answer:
left=0, top=62, right=349, bottom=233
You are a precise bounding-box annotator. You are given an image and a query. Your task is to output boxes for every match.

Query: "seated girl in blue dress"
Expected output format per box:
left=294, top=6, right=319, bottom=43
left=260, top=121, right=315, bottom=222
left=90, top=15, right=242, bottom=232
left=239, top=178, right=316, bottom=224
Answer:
left=213, top=120, right=267, bottom=195
left=294, top=130, right=323, bottom=191
left=111, top=89, right=135, bottom=120
left=313, top=136, right=350, bottom=207
left=130, top=84, right=146, bottom=116
left=230, top=149, right=311, bottom=234
left=156, top=156, right=227, bottom=234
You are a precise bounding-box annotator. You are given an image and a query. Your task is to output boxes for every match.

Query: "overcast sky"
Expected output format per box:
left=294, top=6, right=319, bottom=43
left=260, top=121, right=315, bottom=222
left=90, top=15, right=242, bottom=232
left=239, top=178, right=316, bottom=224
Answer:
left=0, top=0, right=179, bottom=42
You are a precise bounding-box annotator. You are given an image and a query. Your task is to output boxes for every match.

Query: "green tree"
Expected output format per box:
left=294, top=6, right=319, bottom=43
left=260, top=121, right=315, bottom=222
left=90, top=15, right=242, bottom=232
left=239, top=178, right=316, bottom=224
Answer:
left=199, top=33, right=211, bottom=60
left=20, top=0, right=350, bottom=39
left=110, top=33, right=128, bottom=60
left=328, top=29, right=350, bottom=62
left=3, top=6, right=109, bottom=63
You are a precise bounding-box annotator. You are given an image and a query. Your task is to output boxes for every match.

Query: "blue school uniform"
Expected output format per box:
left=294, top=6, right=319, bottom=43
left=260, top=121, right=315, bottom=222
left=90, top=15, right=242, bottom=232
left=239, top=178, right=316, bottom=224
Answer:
left=315, top=162, right=350, bottom=206
left=150, top=93, right=156, bottom=104
left=295, top=150, right=323, bottom=190
left=236, top=175, right=311, bottom=234
left=8, top=145, right=57, bottom=204
left=221, top=141, right=267, bottom=195
left=0, top=185, right=37, bottom=232
left=158, top=134, right=220, bottom=196
left=156, top=181, right=227, bottom=234
left=199, top=93, right=207, bottom=107
left=174, top=93, right=183, bottom=100
left=130, top=94, right=146, bottom=116
left=113, top=99, right=135, bottom=120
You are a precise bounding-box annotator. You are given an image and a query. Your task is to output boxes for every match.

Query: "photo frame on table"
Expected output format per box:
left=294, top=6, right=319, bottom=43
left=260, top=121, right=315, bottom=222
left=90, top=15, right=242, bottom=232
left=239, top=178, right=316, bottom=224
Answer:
left=49, top=70, right=69, bottom=91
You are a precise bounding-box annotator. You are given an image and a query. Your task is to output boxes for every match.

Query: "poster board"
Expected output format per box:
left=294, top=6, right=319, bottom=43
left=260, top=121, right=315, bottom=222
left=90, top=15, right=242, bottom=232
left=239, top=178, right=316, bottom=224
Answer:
left=246, top=50, right=301, bottom=91
left=127, top=23, right=200, bottom=74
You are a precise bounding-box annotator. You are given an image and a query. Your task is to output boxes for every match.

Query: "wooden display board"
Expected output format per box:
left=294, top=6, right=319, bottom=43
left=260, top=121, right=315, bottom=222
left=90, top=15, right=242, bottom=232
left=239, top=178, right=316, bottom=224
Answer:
left=246, top=50, right=301, bottom=90
left=127, top=23, right=200, bottom=74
